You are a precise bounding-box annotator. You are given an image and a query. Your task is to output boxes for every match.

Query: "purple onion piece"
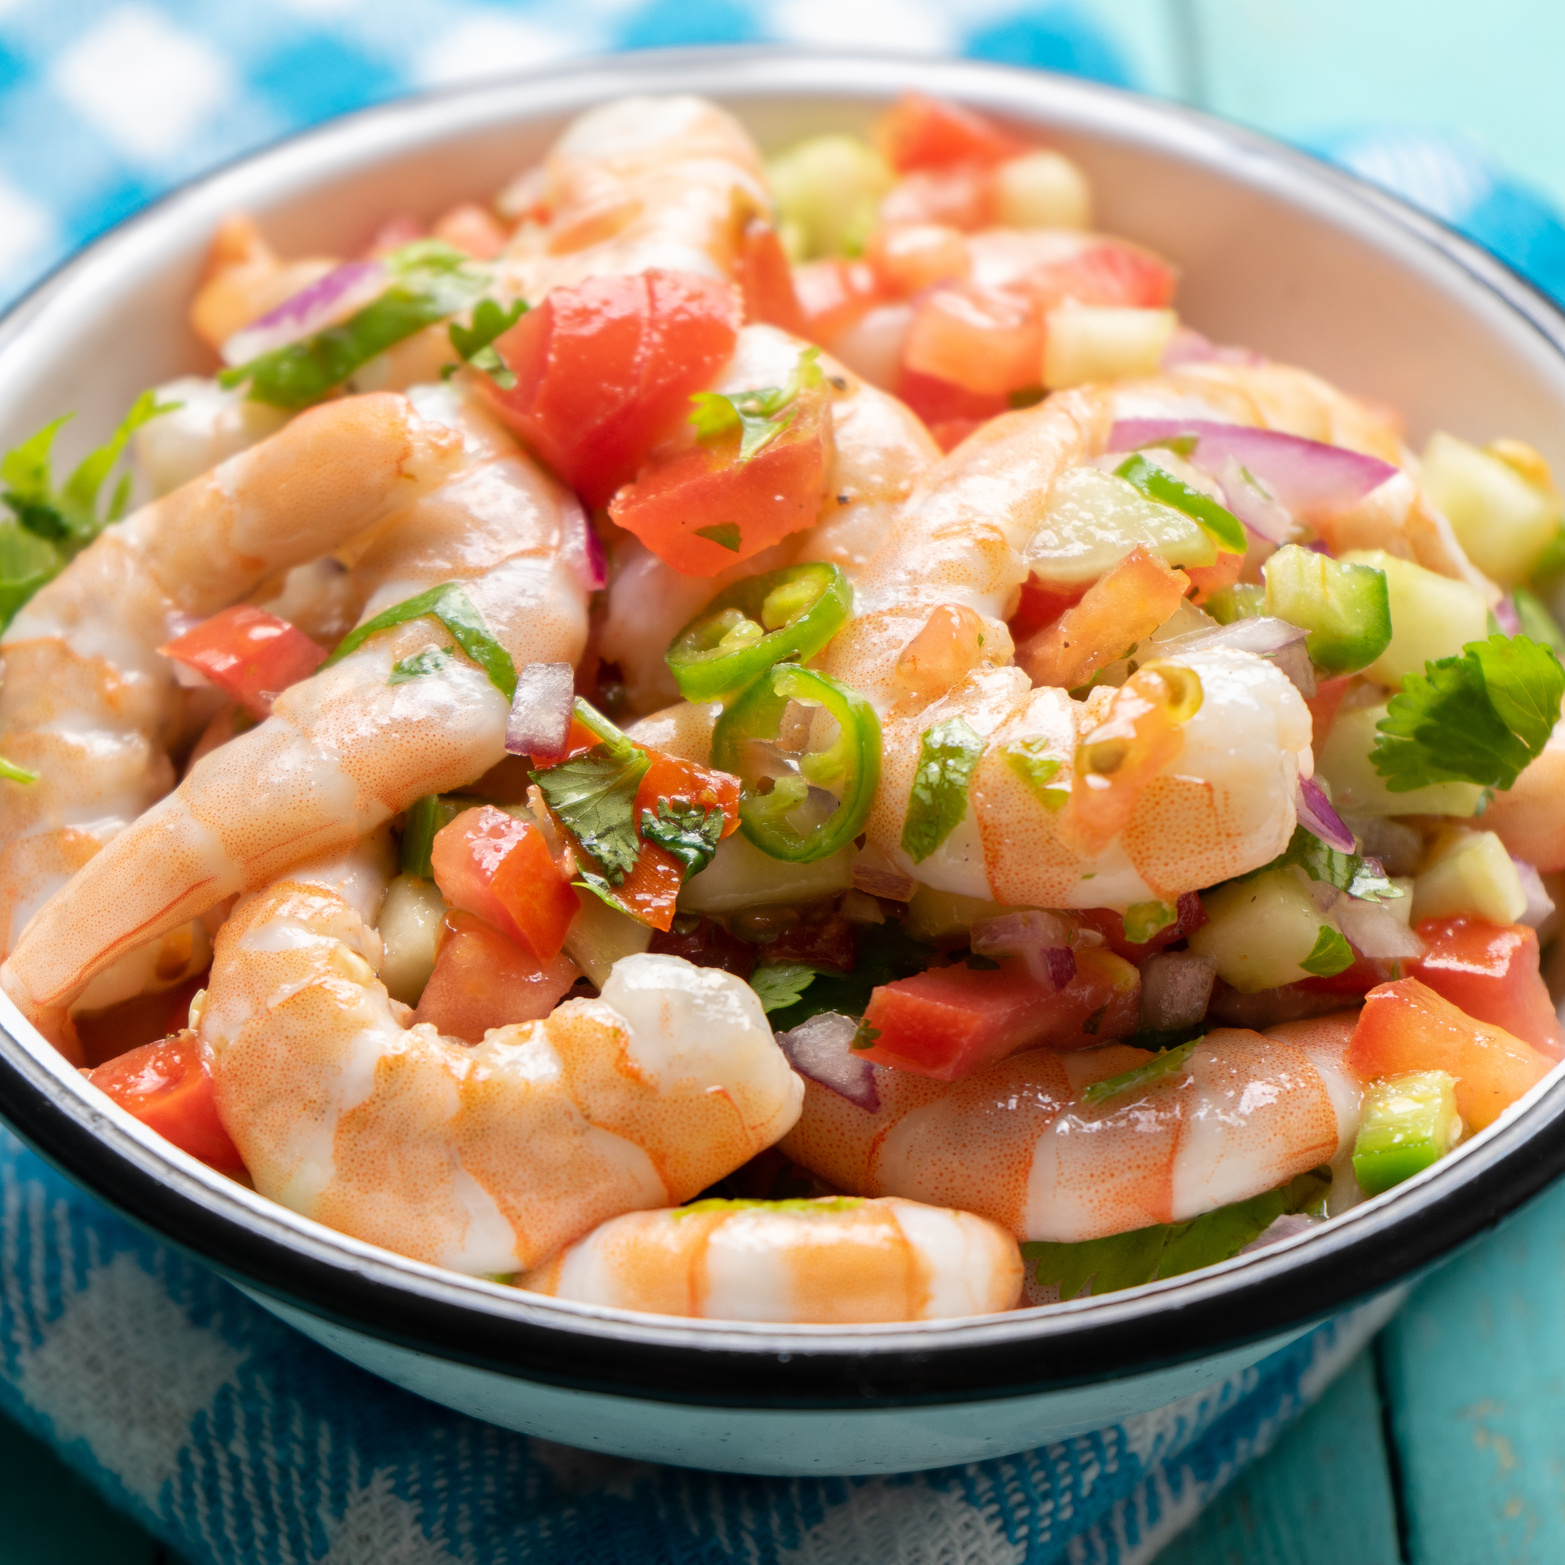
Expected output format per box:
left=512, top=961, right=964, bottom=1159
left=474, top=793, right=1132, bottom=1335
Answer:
left=970, top=910, right=1075, bottom=993
left=557, top=494, right=608, bottom=592
left=1495, top=596, right=1523, bottom=636
left=505, top=662, right=575, bottom=760
left=1108, top=417, right=1398, bottom=515
left=775, top=1012, right=880, bottom=1113
left=1159, top=328, right=1265, bottom=370
left=1512, top=856, right=1556, bottom=929
left=1217, top=454, right=1294, bottom=543
left=220, top=260, right=388, bottom=366
left=1296, top=775, right=1356, bottom=854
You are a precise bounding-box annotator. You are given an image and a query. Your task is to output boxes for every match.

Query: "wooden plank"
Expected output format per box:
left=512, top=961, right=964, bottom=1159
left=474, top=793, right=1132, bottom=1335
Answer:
left=0, top=1407, right=161, bottom=1565
left=1154, top=1349, right=1403, bottom=1565
left=1380, top=1178, right=1565, bottom=1565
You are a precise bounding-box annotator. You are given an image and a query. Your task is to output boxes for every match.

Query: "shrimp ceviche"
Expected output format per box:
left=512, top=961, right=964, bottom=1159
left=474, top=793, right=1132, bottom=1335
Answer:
left=3, top=91, right=1564, bottom=1325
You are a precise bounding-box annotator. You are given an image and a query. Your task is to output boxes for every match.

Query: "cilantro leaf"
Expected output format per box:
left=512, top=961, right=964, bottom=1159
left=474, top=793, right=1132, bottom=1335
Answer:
left=1001, top=738, right=1069, bottom=811
left=387, top=645, right=455, bottom=684
left=223, top=241, right=491, bottom=409
left=1080, top=1039, right=1199, bottom=1107
left=447, top=297, right=527, bottom=388
left=1372, top=634, right=1565, bottom=792
left=0, top=520, right=62, bottom=630
left=694, top=522, right=742, bottom=552
left=1257, top=824, right=1398, bottom=902
left=689, top=347, right=823, bottom=464
left=1301, top=924, right=1355, bottom=977
left=535, top=744, right=650, bottom=885
left=326, top=582, right=516, bottom=700
left=765, top=920, right=934, bottom=1033
left=1020, top=1169, right=1330, bottom=1298
left=750, top=962, right=836, bottom=1014
left=901, top=717, right=985, bottom=864
left=640, top=799, right=724, bottom=877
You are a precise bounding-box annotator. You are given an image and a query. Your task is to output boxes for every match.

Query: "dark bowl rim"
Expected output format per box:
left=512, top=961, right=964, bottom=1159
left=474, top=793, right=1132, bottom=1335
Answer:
left=2, top=42, right=1564, bottom=1411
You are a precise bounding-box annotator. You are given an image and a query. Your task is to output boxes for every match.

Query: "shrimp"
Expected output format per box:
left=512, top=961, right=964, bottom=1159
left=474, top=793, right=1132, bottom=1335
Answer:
left=0, top=394, right=463, bottom=974
left=1482, top=719, right=1565, bottom=871
left=518, top=1196, right=1023, bottom=1322
left=599, top=323, right=940, bottom=714
left=780, top=1014, right=1360, bottom=1243
left=199, top=842, right=802, bottom=1274
left=1, top=382, right=587, bottom=1043
left=498, top=95, right=768, bottom=301
left=188, top=213, right=340, bottom=354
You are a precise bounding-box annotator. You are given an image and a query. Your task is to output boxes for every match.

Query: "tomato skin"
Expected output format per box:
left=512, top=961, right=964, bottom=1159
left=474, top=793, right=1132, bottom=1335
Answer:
left=486, top=270, right=741, bottom=507
left=430, top=805, right=577, bottom=960
left=1019, top=241, right=1177, bottom=312
left=880, top=165, right=995, bottom=230
left=608, top=384, right=834, bottom=575
left=793, top=257, right=883, bottom=344
left=738, top=219, right=805, bottom=334
left=413, top=912, right=581, bottom=1041
left=1181, top=549, right=1245, bottom=604
left=857, top=945, right=1140, bottom=1080
left=1409, top=917, right=1565, bottom=1059
left=89, top=1033, right=245, bottom=1171
left=1349, top=976, right=1554, bottom=1130
left=160, top=605, right=326, bottom=719
left=1009, top=577, right=1088, bottom=643
left=1077, top=892, right=1208, bottom=964
left=903, top=282, right=1042, bottom=396
left=894, top=366, right=1008, bottom=430
left=873, top=93, right=1022, bottom=172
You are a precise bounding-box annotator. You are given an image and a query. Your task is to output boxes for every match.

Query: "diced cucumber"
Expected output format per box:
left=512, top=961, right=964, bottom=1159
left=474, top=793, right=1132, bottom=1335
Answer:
left=377, top=874, right=447, bottom=1006
left=1042, top=307, right=1179, bottom=390
left=1338, top=549, right=1490, bottom=689
left=677, top=830, right=857, bottom=913
left=1411, top=828, right=1528, bottom=925
left=766, top=134, right=893, bottom=260
left=1315, top=703, right=1485, bottom=818
left=1352, top=1070, right=1462, bottom=1195
left=1023, top=466, right=1216, bottom=587
left=1188, top=867, right=1348, bottom=992
left=993, top=149, right=1091, bottom=230
left=563, top=884, right=653, bottom=987
left=1420, top=431, right=1561, bottom=587
left=1205, top=583, right=1266, bottom=624
left=1262, top=543, right=1392, bottom=674
left=905, top=885, right=1021, bottom=943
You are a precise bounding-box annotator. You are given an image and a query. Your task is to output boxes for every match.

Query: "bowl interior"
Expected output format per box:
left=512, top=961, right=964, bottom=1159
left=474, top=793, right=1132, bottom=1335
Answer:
left=3, top=47, right=1565, bottom=1401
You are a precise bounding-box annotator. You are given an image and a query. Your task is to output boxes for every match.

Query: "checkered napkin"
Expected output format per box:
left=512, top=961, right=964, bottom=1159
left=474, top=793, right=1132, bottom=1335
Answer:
left=0, top=5, right=1562, bottom=1563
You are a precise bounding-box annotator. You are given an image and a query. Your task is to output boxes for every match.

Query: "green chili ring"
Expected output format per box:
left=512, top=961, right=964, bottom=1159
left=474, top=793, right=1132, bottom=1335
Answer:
left=711, top=664, right=880, bottom=863
left=665, top=563, right=852, bottom=704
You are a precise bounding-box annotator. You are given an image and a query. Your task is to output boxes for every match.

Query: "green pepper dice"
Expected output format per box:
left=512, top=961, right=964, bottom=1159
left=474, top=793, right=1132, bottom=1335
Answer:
left=710, top=663, right=880, bottom=862
left=665, top=563, right=852, bottom=703
left=400, top=794, right=463, bottom=879
left=1352, top=1070, right=1462, bottom=1195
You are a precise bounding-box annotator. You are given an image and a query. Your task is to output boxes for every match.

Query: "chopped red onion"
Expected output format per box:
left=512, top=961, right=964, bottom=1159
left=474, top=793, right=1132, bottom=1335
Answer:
left=1108, top=418, right=1398, bottom=516
left=1240, top=1212, right=1323, bottom=1256
left=1512, top=857, right=1556, bottom=929
left=220, top=260, right=387, bottom=366
left=505, top=662, right=575, bottom=761
left=1217, top=455, right=1294, bottom=544
left=1495, top=596, right=1523, bottom=636
left=775, top=1012, right=880, bottom=1113
left=1160, top=327, right=1265, bottom=370
left=1154, top=616, right=1316, bottom=696
left=558, top=494, right=608, bottom=592
left=1138, top=951, right=1216, bottom=1032
left=1296, top=775, right=1356, bottom=853
left=970, top=910, right=1076, bottom=990
left=1333, top=894, right=1425, bottom=961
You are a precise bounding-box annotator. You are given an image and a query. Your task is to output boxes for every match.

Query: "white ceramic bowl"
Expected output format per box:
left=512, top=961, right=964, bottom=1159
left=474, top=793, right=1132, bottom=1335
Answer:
left=2, top=46, right=1564, bottom=1478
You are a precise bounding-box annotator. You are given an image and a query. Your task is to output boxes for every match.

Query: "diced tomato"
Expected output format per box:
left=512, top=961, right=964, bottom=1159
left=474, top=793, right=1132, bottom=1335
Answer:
left=1409, top=916, right=1565, bottom=1059
left=531, top=715, right=601, bottom=769
left=1181, top=549, right=1245, bottom=604
left=1077, top=892, right=1208, bottom=963
left=872, top=93, right=1023, bottom=172
left=903, top=282, right=1042, bottom=396
left=1349, top=976, right=1555, bottom=1130
left=895, top=366, right=1008, bottom=430
left=76, top=974, right=208, bottom=1068
left=486, top=269, right=741, bottom=507
left=1016, top=241, right=1178, bottom=313
left=879, top=166, right=995, bottom=231
left=927, top=418, right=985, bottom=453
left=648, top=917, right=757, bottom=978
left=608, top=381, right=833, bottom=575
left=89, top=1032, right=245, bottom=1171
left=857, top=944, right=1141, bottom=1080
left=1298, top=955, right=1396, bottom=997
left=1019, top=546, right=1190, bottom=689
left=1009, top=576, right=1088, bottom=643
left=430, top=804, right=578, bottom=960
left=764, top=913, right=857, bottom=971
left=738, top=219, right=805, bottom=334
left=865, top=224, right=971, bottom=297
left=793, top=257, right=884, bottom=344
left=413, top=912, right=581, bottom=1041
left=160, top=606, right=326, bottom=719
left=1305, top=675, right=1352, bottom=746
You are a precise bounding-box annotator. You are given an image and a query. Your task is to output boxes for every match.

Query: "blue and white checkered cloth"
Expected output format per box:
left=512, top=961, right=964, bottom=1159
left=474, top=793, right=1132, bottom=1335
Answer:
left=2, top=5, right=1564, bottom=1563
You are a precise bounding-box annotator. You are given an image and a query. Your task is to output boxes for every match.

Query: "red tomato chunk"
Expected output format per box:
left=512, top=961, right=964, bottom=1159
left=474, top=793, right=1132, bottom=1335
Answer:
left=159, top=605, right=326, bottom=718
left=89, top=1033, right=245, bottom=1171
left=873, top=93, right=1022, bottom=173
left=485, top=269, right=741, bottom=506
left=430, top=804, right=578, bottom=960
left=414, top=912, right=581, bottom=1042
left=1409, top=915, right=1565, bottom=1059
left=857, top=946, right=1141, bottom=1081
